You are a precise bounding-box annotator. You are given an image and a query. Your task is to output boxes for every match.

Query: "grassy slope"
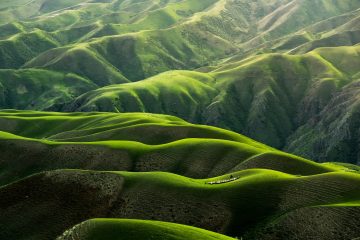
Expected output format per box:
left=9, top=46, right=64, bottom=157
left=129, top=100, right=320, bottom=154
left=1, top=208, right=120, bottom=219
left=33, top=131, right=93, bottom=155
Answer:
left=286, top=78, right=360, bottom=164
left=0, top=0, right=91, bottom=24
left=58, top=219, right=236, bottom=240
left=0, top=69, right=97, bottom=110
left=239, top=0, right=360, bottom=53
left=1, top=110, right=342, bottom=185
left=0, top=1, right=357, bottom=105
left=2, top=42, right=356, bottom=161
left=61, top=45, right=359, bottom=152
left=0, top=109, right=352, bottom=239
left=0, top=0, right=358, bottom=83
left=0, top=29, right=60, bottom=68
left=61, top=70, right=218, bottom=121
left=0, top=2, right=359, bottom=240
left=0, top=169, right=360, bottom=240
left=13, top=0, right=359, bottom=83
left=23, top=21, right=236, bottom=81
left=205, top=46, right=357, bottom=148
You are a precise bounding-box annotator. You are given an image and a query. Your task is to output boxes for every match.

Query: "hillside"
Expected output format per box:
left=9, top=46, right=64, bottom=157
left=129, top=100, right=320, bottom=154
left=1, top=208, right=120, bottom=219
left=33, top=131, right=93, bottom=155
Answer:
left=0, top=69, right=96, bottom=110
left=0, top=0, right=359, bottom=163
left=57, top=219, right=236, bottom=240
left=286, top=78, right=360, bottom=164
left=1, top=0, right=359, bottom=81
left=1, top=168, right=360, bottom=240
left=1, top=1, right=360, bottom=239
left=0, top=110, right=327, bottom=185
left=58, top=45, right=360, bottom=163
left=0, top=110, right=358, bottom=239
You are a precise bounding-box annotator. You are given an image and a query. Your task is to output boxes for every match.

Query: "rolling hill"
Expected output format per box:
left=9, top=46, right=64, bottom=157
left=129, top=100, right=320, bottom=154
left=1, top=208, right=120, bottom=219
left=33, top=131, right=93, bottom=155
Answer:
left=57, top=219, right=236, bottom=240
left=1, top=1, right=360, bottom=239
left=0, top=69, right=96, bottom=110
left=0, top=110, right=322, bottom=185
left=57, top=45, right=360, bottom=163
left=0, top=0, right=359, bottom=163
left=1, top=168, right=360, bottom=240
left=0, top=110, right=358, bottom=240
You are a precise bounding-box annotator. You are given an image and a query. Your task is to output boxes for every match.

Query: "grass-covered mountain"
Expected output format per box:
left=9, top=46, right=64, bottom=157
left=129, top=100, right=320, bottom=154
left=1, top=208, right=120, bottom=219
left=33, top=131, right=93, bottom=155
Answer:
left=0, top=110, right=359, bottom=240
left=58, top=45, right=360, bottom=163
left=0, top=0, right=359, bottom=163
left=1, top=1, right=360, bottom=239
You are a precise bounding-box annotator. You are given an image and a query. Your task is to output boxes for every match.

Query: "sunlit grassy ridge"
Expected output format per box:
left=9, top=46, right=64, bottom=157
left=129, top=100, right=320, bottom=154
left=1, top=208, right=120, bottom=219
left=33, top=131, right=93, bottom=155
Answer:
left=1, top=169, right=360, bottom=240
left=58, top=45, right=360, bottom=163
left=3, top=43, right=355, bottom=163
left=1, top=111, right=358, bottom=239
left=0, top=2, right=359, bottom=156
left=0, top=1, right=360, bottom=239
left=1, top=110, right=343, bottom=185
left=57, top=219, right=236, bottom=240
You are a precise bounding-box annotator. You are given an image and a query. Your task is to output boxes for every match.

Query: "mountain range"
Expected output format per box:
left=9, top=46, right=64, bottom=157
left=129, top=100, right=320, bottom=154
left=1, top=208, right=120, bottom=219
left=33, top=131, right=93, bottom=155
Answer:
left=0, top=0, right=359, bottom=163
left=0, top=0, right=360, bottom=239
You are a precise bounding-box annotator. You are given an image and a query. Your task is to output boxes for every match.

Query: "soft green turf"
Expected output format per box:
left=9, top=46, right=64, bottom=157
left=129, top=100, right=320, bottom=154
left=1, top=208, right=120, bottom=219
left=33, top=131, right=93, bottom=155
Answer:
left=58, top=219, right=236, bottom=240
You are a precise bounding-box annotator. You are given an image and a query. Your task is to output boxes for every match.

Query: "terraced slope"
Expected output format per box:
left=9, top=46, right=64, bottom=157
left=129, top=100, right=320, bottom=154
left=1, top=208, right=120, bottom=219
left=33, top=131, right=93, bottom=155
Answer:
left=1, top=169, right=360, bottom=240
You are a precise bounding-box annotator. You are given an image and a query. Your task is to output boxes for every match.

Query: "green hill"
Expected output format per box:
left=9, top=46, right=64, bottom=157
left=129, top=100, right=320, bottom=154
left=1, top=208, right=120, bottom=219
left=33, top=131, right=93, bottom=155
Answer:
left=286, top=79, right=360, bottom=164
left=57, top=45, right=359, bottom=163
left=0, top=2, right=359, bottom=164
left=0, top=69, right=96, bottom=110
left=0, top=1, right=360, bottom=239
left=1, top=169, right=360, bottom=240
left=0, top=111, right=357, bottom=240
left=1, top=110, right=336, bottom=185
left=2, top=0, right=358, bottom=83
left=57, top=219, right=236, bottom=240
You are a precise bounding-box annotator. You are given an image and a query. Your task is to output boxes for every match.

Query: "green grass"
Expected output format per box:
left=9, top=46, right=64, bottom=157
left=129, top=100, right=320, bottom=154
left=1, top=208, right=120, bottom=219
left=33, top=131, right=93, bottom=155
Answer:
left=0, top=110, right=283, bottom=184
left=0, top=2, right=359, bottom=240
left=0, top=29, right=60, bottom=68
left=285, top=78, right=360, bottom=164
left=0, top=109, right=352, bottom=187
left=58, top=219, right=236, bottom=240
left=0, top=69, right=97, bottom=110
left=58, top=45, right=358, bottom=153
left=1, top=168, right=360, bottom=239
